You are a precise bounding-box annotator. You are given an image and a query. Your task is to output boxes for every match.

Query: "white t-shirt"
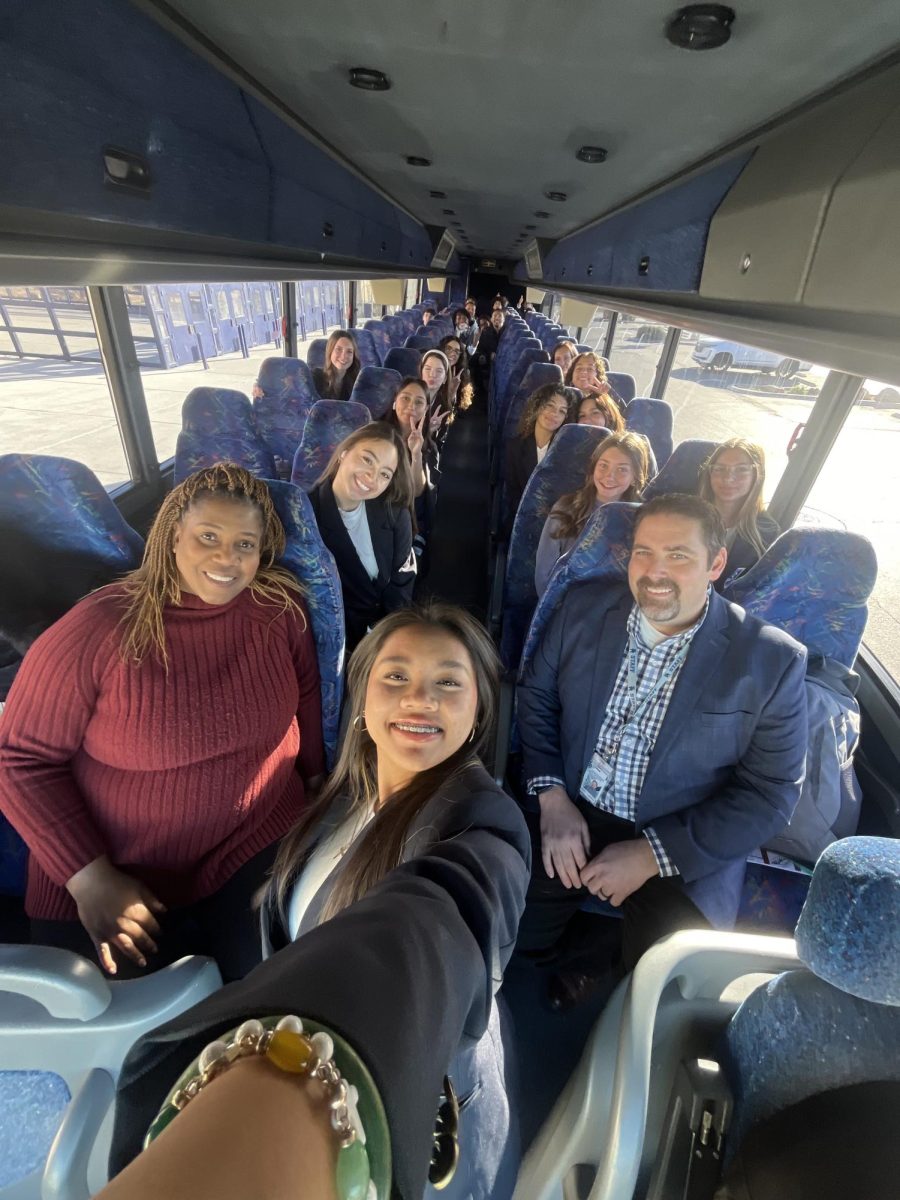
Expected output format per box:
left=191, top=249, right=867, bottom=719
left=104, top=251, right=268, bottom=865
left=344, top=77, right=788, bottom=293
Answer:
left=536, top=441, right=550, bottom=465
left=287, top=804, right=375, bottom=938
left=339, top=502, right=378, bottom=581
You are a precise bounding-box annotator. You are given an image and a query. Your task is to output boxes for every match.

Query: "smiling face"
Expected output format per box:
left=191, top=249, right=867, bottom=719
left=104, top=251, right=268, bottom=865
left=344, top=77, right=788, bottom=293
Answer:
left=593, top=447, right=636, bottom=503
left=571, top=360, right=600, bottom=391
left=172, top=495, right=263, bottom=605
left=364, top=625, right=479, bottom=796
left=465, top=300, right=476, bottom=317
left=421, top=355, right=447, bottom=391
left=553, top=344, right=576, bottom=374
left=628, top=512, right=726, bottom=634
left=455, top=312, right=469, bottom=331
left=535, top=393, right=569, bottom=438
left=332, top=438, right=399, bottom=509
left=442, top=339, right=462, bottom=367
left=491, top=310, right=505, bottom=330
left=708, top=447, right=757, bottom=508
left=578, top=397, right=608, bottom=426
left=330, top=337, right=355, bottom=373
left=393, top=382, right=428, bottom=433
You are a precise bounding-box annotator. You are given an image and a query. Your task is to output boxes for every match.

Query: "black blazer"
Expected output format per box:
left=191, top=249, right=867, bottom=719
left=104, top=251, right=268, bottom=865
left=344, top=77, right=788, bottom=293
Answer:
left=503, top=433, right=541, bottom=537
left=309, top=479, right=416, bottom=650
left=717, top=513, right=781, bottom=591
left=312, top=364, right=358, bottom=402
left=108, top=763, right=531, bottom=1200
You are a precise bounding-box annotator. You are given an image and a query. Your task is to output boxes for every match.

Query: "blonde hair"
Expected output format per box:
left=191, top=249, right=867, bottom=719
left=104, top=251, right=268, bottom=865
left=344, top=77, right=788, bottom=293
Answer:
left=118, top=464, right=302, bottom=667
left=698, top=437, right=767, bottom=555
left=550, top=432, right=649, bottom=541
left=268, top=604, right=500, bottom=920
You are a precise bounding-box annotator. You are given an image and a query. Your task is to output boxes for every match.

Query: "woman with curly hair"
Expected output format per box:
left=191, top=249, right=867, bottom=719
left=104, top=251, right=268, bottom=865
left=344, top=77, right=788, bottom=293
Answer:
left=566, top=350, right=626, bottom=416
left=0, top=464, right=324, bottom=981
left=503, top=383, right=572, bottom=533
left=534, top=432, right=650, bottom=594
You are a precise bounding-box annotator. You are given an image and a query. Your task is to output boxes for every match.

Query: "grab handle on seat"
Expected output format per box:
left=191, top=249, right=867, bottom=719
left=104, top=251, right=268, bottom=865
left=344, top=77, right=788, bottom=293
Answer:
left=0, top=946, right=110, bottom=1020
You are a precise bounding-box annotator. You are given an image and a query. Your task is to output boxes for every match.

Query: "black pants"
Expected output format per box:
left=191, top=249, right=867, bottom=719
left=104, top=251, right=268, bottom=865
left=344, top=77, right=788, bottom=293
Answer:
left=31, top=843, right=277, bottom=984
left=514, top=800, right=709, bottom=973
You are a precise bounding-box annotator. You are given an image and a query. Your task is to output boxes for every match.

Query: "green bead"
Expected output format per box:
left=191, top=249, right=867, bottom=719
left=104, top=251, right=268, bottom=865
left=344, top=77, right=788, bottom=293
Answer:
left=336, top=1139, right=371, bottom=1200
left=143, top=1103, right=180, bottom=1149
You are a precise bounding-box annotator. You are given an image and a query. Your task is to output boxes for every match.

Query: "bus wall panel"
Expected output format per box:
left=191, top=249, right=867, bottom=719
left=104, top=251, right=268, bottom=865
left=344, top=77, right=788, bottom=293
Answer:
left=518, top=155, right=750, bottom=295
left=700, top=69, right=900, bottom=306
left=804, top=97, right=900, bottom=317
left=0, top=0, right=432, bottom=268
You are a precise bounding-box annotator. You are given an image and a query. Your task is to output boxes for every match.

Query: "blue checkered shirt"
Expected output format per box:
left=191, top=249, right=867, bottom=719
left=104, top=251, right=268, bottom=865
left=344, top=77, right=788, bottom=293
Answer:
left=529, top=592, right=710, bottom=877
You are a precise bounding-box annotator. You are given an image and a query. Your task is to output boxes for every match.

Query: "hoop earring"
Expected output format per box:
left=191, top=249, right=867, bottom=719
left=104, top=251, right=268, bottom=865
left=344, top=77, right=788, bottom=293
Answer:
left=468, top=726, right=477, bottom=743
left=352, top=713, right=367, bottom=732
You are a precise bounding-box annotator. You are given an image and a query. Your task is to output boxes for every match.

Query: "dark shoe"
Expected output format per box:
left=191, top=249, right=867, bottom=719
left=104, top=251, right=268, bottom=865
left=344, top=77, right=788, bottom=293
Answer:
left=547, top=965, right=615, bottom=1013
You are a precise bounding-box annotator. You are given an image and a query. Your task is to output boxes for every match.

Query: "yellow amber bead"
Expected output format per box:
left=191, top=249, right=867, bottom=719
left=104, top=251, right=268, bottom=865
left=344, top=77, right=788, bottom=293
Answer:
left=265, top=1030, right=314, bottom=1074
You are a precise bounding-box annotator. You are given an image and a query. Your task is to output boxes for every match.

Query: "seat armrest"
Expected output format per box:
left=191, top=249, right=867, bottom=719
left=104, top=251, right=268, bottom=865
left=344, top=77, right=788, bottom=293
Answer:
left=0, top=946, right=110, bottom=1020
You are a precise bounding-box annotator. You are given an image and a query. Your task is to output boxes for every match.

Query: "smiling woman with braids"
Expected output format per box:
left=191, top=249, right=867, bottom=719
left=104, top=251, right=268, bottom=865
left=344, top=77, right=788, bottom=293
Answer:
left=0, top=464, right=324, bottom=982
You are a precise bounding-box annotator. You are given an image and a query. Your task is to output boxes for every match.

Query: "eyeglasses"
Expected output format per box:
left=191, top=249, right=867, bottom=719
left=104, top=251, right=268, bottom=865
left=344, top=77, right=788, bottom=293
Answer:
left=710, top=464, right=755, bottom=480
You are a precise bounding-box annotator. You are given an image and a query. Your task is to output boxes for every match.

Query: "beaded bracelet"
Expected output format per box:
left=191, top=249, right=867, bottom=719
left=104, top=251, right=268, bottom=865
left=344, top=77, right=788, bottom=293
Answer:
left=143, top=1015, right=390, bottom=1200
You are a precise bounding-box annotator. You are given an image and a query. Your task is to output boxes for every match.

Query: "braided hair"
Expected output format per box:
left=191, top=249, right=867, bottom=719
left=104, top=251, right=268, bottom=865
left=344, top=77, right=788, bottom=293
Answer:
left=118, top=463, right=303, bottom=667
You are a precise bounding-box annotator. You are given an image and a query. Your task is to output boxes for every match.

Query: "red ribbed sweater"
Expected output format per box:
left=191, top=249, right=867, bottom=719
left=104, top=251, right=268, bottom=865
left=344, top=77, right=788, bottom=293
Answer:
left=0, top=584, right=324, bottom=920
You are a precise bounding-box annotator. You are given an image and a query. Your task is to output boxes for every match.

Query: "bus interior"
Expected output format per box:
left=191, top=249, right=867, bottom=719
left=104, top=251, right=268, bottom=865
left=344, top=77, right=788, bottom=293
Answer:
left=2, top=1, right=900, bottom=1197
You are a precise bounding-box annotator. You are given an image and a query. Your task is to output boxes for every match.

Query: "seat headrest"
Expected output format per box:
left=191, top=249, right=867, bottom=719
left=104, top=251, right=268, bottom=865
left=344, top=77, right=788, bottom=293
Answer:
left=726, top=528, right=877, bottom=667
left=795, top=836, right=900, bottom=1005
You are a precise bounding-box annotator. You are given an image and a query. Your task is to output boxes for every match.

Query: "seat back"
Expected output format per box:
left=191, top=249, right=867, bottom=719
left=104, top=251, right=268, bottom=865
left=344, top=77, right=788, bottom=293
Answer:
left=349, top=366, right=402, bottom=420
left=307, top=337, right=328, bottom=372
left=290, top=401, right=372, bottom=492
left=724, top=528, right=877, bottom=668
left=254, top=356, right=317, bottom=405
left=266, top=481, right=345, bottom=767
left=351, top=328, right=381, bottom=368
left=252, top=358, right=318, bottom=474
left=383, top=315, right=408, bottom=346
left=642, top=438, right=718, bottom=499
left=404, top=334, right=433, bottom=352
left=607, top=371, right=636, bottom=406
left=626, top=396, right=674, bottom=466
left=724, top=837, right=900, bottom=1160
left=0, top=948, right=222, bottom=1197
left=499, top=425, right=607, bottom=670
left=383, top=346, right=422, bottom=377
left=491, top=346, right=548, bottom=437
left=362, top=320, right=393, bottom=362
left=175, top=389, right=276, bottom=483
left=520, top=502, right=640, bottom=678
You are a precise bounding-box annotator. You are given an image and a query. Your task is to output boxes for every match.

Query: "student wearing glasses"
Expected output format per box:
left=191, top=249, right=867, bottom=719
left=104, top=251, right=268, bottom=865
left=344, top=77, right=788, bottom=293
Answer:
left=698, top=438, right=779, bottom=589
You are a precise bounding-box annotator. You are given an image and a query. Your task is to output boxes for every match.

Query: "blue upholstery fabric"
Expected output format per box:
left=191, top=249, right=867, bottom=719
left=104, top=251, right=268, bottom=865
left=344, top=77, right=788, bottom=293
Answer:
left=405, top=334, right=433, bottom=351
left=519, top=502, right=640, bottom=678
left=725, top=529, right=877, bottom=668
left=723, top=969, right=900, bottom=1161
left=625, top=397, right=674, bottom=466
left=255, top=356, right=317, bottom=405
left=0, top=453, right=146, bottom=896
left=0, top=1070, right=71, bottom=1188
left=307, top=338, right=328, bottom=372
left=175, top=388, right=276, bottom=483
left=383, top=316, right=408, bottom=346
left=500, top=425, right=607, bottom=670
left=383, top=347, right=422, bottom=377
left=266, top=480, right=345, bottom=768
left=252, top=358, right=317, bottom=474
left=349, top=366, right=402, bottom=420
left=606, top=372, right=635, bottom=406
left=351, top=328, right=381, bottom=368
left=642, top=438, right=718, bottom=499
left=363, top=320, right=393, bottom=363
left=289, top=400, right=372, bottom=492
left=794, top=836, right=900, bottom=1005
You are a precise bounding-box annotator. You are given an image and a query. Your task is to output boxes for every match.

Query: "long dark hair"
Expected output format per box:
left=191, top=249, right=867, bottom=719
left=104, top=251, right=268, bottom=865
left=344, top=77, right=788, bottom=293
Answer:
left=384, top=376, right=436, bottom=460
left=268, top=604, right=501, bottom=920
left=315, top=421, right=415, bottom=517
left=420, top=348, right=454, bottom=418
left=550, top=432, right=650, bottom=541
left=320, top=329, right=360, bottom=398
left=438, top=334, right=474, bottom=411
left=517, top=382, right=572, bottom=438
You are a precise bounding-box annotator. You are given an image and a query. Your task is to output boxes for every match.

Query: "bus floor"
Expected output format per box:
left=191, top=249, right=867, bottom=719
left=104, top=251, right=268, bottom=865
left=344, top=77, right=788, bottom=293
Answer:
left=415, top=403, right=490, bottom=618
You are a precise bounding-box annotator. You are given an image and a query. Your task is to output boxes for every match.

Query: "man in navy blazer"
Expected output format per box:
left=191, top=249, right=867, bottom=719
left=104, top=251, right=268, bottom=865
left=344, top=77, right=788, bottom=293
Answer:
left=515, top=494, right=807, bottom=1000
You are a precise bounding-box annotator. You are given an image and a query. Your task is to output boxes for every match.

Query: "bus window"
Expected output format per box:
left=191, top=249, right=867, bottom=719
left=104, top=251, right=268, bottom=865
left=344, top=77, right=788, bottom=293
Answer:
left=606, top=314, right=668, bottom=397
left=0, top=288, right=130, bottom=488
left=799, top=386, right=900, bottom=682
left=658, top=327, right=827, bottom=501
left=123, top=281, right=283, bottom=463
